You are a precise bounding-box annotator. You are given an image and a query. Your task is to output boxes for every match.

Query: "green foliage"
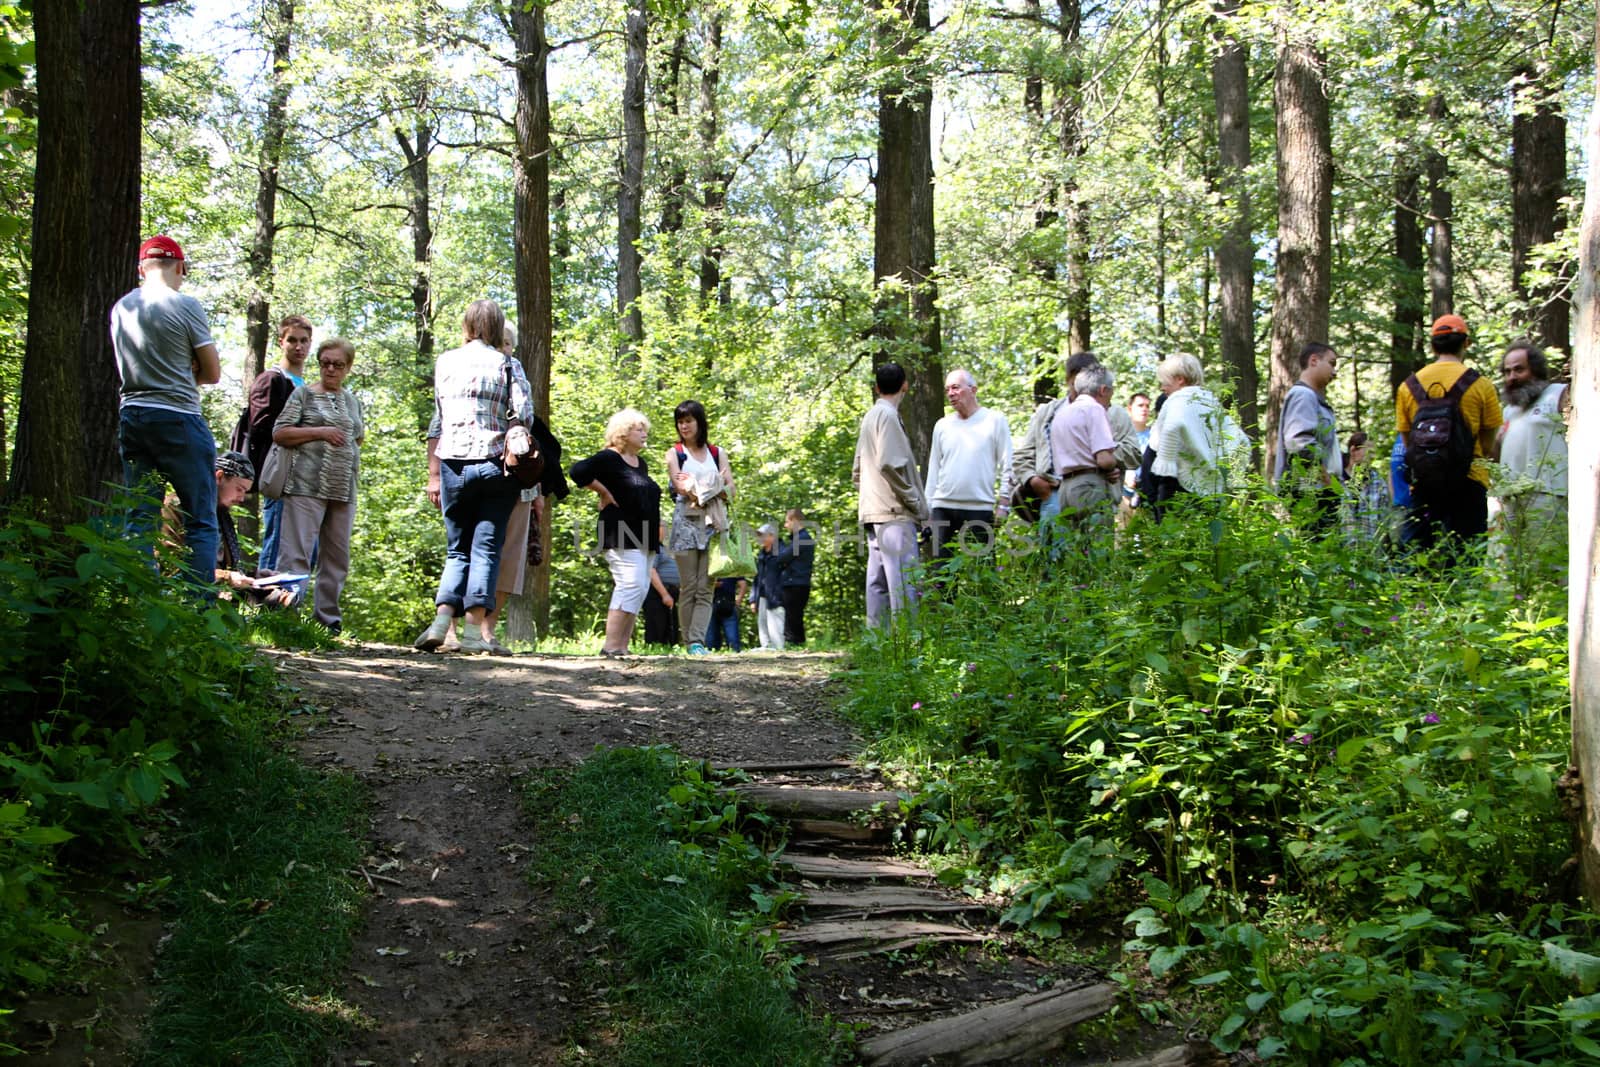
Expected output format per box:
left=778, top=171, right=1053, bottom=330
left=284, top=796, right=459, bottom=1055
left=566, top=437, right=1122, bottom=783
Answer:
left=0, top=511, right=278, bottom=1004
left=526, top=747, right=843, bottom=1066
left=843, top=491, right=1580, bottom=1063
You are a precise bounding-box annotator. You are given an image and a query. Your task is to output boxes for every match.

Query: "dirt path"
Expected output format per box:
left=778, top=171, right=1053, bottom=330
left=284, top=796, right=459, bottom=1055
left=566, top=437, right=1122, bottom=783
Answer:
left=277, top=644, right=855, bottom=1066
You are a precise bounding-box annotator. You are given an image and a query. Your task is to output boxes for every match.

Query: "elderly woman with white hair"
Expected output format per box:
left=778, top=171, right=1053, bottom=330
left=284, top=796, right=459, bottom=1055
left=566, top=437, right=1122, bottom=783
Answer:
left=1147, top=353, right=1247, bottom=516
left=570, top=408, right=663, bottom=656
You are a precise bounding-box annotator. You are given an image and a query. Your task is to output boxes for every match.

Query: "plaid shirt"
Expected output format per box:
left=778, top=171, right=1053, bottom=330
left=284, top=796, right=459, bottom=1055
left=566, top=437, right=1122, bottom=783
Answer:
left=431, top=339, right=534, bottom=460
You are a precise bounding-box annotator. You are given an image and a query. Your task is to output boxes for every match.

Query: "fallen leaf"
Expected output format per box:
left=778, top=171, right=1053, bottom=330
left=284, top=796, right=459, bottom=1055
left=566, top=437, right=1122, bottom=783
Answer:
left=375, top=946, right=411, bottom=956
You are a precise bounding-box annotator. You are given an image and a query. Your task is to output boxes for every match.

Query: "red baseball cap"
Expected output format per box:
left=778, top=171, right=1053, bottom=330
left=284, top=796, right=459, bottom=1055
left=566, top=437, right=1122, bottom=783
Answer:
left=138, top=235, right=185, bottom=262
left=1430, top=313, right=1469, bottom=339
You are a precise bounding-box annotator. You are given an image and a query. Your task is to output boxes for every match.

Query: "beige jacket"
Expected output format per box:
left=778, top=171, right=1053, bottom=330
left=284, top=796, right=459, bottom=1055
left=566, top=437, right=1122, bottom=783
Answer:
left=854, top=398, right=929, bottom=525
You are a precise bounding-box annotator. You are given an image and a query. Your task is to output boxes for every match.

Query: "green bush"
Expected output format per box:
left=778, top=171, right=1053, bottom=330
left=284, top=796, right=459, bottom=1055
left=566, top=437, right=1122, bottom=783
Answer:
left=842, top=489, right=1585, bottom=1063
left=0, top=511, right=274, bottom=999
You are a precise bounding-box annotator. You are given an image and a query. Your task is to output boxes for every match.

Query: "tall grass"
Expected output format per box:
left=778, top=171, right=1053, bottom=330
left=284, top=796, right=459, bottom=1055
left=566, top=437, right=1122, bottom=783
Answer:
left=525, top=747, right=843, bottom=1067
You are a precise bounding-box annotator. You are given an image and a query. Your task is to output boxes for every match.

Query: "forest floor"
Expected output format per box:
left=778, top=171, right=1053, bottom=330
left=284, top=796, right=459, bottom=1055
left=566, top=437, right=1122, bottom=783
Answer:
left=282, top=643, right=859, bottom=1066
left=19, top=643, right=1179, bottom=1066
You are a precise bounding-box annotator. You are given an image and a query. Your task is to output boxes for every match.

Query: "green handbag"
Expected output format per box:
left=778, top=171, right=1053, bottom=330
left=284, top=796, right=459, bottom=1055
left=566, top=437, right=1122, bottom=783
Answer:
left=708, top=524, right=756, bottom=579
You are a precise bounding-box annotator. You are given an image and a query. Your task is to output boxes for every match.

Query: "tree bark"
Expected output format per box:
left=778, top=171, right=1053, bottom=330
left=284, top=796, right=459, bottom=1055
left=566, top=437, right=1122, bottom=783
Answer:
left=396, top=117, right=435, bottom=430
left=505, top=0, right=554, bottom=642
left=872, top=0, right=942, bottom=467
left=1024, top=0, right=1057, bottom=403
left=698, top=12, right=732, bottom=312
left=78, top=0, right=141, bottom=502
left=244, top=0, right=294, bottom=396
left=1425, top=95, right=1453, bottom=318
left=1569, top=4, right=1600, bottom=908
left=659, top=28, right=687, bottom=240
left=1512, top=63, right=1570, bottom=355
left=1056, top=0, right=1090, bottom=355
left=1390, top=98, right=1425, bottom=391
left=617, top=0, right=647, bottom=356
left=1211, top=0, right=1256, bottom=440
left=7, top=0, right=90, bottom=523
left=1264, top=23, right=1331, bottom=479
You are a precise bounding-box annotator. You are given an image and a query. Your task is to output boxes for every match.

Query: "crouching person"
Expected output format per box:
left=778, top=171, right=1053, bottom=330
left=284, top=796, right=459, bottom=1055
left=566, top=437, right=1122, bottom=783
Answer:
left=164, top=450, right=296, bottom=605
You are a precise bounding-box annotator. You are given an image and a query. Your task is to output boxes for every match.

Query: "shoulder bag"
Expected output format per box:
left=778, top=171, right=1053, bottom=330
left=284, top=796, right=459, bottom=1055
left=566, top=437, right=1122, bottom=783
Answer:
left=257, top=385, right=307, bottom=499
left=502, top=359, right=544, bottom=489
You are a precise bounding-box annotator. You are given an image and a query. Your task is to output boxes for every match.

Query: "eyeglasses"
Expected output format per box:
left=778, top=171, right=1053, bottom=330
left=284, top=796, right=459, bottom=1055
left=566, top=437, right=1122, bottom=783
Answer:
left=319, top=359, right=349, bottom=370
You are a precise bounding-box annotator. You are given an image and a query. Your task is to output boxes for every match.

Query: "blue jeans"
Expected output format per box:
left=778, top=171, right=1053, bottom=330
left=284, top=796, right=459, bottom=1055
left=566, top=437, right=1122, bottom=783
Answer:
left=119, top=405, right=217, bottom=585
left=436, top=458, right=518, bottom=614
left=259, top=495, right=284, bottom=571
left=706, top=610, right=741, bottom=651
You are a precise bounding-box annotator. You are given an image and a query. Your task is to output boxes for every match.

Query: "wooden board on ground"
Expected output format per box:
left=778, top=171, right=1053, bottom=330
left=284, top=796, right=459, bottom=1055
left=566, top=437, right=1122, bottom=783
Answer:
left=858, top=980, right=1118, bottom=1066
left=779, top=853, right=931, bottom=881
left=790, top=818, right=890, bottom=844
left=802, top=886, right=988, bottom=915
left=711, top=760, right=858, bottom=773
left=733, top=783, right=904, bottom=819
left=779, top=918, right=988, bottom=949
left=1103, top=1046, right=1200, bottom=1067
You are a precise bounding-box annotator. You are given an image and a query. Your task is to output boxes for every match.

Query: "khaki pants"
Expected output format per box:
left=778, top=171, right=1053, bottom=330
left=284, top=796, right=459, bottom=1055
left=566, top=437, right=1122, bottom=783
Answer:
left=278, top=494, right=354, bottom=629
left=674, top=547, right=713, bottom=645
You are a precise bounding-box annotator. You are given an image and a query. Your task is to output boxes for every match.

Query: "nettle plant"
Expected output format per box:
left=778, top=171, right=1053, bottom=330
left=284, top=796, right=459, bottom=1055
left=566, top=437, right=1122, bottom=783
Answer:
left=845, top=488, right=1585, bottom=1062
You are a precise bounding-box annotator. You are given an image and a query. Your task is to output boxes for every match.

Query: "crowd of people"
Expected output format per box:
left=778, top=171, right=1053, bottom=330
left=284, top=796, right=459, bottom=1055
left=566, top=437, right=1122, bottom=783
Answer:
left=851, top=310, right=1569, bottom=626
left=114, top=232, right=1567, bottom=650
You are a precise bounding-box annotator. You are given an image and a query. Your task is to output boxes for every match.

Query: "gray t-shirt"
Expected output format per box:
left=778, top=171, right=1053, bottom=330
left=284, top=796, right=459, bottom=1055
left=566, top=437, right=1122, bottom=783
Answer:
left=111, top=285, right=215, bottom=415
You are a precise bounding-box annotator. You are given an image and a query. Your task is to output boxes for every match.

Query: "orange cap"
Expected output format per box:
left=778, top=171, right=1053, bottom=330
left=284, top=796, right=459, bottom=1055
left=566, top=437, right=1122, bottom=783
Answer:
left=1430, top=313, right=1469, bottom=339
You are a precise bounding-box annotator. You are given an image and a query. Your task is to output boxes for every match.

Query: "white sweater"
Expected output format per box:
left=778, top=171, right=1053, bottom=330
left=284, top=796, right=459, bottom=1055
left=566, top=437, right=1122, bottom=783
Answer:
left=924, top=406, right=1014, bottom=510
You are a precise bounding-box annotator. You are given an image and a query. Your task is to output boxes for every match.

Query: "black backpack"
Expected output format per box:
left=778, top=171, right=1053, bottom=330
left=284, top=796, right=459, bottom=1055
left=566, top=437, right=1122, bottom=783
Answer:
left=1403, top=368, right=1479, bottom=490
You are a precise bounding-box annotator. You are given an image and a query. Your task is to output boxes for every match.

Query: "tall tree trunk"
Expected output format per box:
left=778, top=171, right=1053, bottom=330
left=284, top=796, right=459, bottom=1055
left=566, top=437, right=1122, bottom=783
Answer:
left=1569, top=3, right=1600, bottom=907
left=1390, top=98, right=1425, bottom=391
left=659, top=29, right=687, bottom=240
left=7, top=0, right=90, bottom=523
left=505, top=0, right=554, bottom=642
left=1265, top=23, right=1331, bottom=479
left=1024, top=0, right=1057, bottom=403
left=1153, top=0, right=1168, bottom=345
left=1056, top=0, right=1090, bottom=355
left=1426, top=95, right=1454, bottom=318
left=245, top=0, right=293, bottom=394
left=698, top=12, right=732, bottom=312
left=1212, top=0, right=1256, bottom=441
left=78, top=0, right=141, bottom=502
left=396, top=117, right=435, bottom=430
left=617, top=0, right=647, bottom=356
left=872, top=0, right=942, bottom=466
left=1512, top=62, right=1570, bottom=354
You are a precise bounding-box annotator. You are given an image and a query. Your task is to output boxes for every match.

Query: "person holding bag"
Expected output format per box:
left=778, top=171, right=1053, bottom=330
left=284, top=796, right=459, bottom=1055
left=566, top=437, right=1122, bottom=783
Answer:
left=272, top=338, right=364, bottom=634
left=664, top=399, right=735, bottom=655
left=415, top=299, right=532, bottom=655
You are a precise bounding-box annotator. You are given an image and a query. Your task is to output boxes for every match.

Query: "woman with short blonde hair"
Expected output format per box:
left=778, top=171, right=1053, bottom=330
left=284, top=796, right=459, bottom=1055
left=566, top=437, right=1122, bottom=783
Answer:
left=605, top=408, right=650, bottom=449
left=571, top=408, right=663, bottom=656
left=1148, top=352, right=1243, bottom=508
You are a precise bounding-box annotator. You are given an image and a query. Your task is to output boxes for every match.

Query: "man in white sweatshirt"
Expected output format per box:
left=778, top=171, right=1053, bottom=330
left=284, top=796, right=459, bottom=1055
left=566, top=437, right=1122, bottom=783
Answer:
left=924, top=368, right=1013, bottom=560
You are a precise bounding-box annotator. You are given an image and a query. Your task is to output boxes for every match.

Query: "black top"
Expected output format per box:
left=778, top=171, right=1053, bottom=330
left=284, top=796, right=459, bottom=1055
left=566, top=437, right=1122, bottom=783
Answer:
left=775, top=528, right=815, bottom=588
left=569, top=448, right=661, bottom=552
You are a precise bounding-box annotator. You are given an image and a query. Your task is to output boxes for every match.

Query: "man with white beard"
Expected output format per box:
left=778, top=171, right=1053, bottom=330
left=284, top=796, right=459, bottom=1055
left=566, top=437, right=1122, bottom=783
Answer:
left=1494, top=339, right=1569, bottom=557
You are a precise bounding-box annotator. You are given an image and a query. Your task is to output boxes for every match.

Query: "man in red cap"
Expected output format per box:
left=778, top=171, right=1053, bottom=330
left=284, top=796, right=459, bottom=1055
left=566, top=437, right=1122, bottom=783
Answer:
left=111, top=235, right=224, bottom=585
left=1394, top=313, right=1503, bottom=550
